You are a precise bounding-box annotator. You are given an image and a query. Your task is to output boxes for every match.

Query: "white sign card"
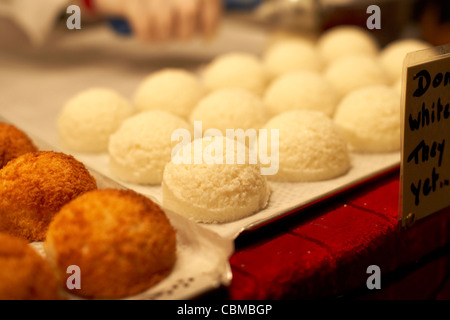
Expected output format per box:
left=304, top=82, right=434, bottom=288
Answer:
left=400, top=44, right=450, bottom=227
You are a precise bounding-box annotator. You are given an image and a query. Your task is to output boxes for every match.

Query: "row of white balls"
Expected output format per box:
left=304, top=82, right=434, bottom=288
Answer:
left=58, top=25, right=431, bottom=151
left=57, top=84, right=400, bottom=186
left=263, top=25, right=432, bottom=87
left=57, top=25, right=425, bottom=185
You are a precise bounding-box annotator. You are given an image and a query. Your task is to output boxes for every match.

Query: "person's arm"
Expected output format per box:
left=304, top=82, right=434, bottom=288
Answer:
left=85, top=0, right=223, bottom=43
left=0, top=0, right=222, bottom=46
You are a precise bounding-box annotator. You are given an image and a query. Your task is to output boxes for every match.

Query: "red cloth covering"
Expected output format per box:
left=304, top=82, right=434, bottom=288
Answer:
left=228, top=170, right=450, bottom=299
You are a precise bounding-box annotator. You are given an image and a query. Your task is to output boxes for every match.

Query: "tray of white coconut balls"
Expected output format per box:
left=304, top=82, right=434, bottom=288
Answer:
left=1, top=20, right=435, bottom=300
left=49, top=25, right=435, bottom=241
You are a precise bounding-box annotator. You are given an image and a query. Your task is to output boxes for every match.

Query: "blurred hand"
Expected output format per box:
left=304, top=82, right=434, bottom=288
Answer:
left=92, top=0, right=222, bottom=42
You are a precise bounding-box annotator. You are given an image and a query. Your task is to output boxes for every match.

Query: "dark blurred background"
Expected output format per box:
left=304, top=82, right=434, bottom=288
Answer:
left=319, top=0, right=450, bottom=46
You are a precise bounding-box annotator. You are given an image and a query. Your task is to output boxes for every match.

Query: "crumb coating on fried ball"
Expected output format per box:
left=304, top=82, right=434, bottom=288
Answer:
left=0, top=151, right=97, bottom=242
left=0, top=123, right=38, bottom=169
left=44, top=189, right=177, bottom=300
left=0, top=233, right=61, bottom=300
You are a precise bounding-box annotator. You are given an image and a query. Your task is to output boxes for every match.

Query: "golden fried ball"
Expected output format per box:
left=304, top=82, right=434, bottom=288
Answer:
left=44, top=189, right=177, bottom=299
left=0, top=151, right=97, bottom=241
left=0, top=123, right=38, bottom=169
left=0, top=233, right=61, bottom=300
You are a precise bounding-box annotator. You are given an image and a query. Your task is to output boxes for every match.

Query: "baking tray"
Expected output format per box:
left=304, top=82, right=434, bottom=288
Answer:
left=0, top=20, right=401, bottom=300
left=0, top=23, right=400, bottom=241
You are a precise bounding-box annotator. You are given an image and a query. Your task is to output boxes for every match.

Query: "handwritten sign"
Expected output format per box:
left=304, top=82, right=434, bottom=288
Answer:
left=400, top=44, right=450, bottom=227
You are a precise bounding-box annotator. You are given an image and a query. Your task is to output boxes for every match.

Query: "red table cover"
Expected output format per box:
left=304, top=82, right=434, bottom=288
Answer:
left=226, top=169, right=450, bottom=300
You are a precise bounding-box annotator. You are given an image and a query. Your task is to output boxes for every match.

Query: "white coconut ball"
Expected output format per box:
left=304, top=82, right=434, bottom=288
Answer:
left=263, top=71, right=339, bottom=117
left=263, top=110, right=351, bottom=182
left=133, top=68, right=205, bottom=119
left=317, top=25, right=380, bottom=66
left=202, top=52, right=268, bottom=96
left=162, top=136, right=271, bottom=223
left=108, top=110, right=191, bottom=185
left=380, top=38, right=432, bottom=83
left=262, top=39, right=322, bottom=80
left=333, top=85, right=401, bottom=153
left=57, top=87, right=134, bottom=153
left=190, top=88, right=269, bottom=134
left=324, top=54, right=389, bottom=99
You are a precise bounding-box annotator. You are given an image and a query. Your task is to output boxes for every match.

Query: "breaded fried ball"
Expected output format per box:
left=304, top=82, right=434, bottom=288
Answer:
left=0, top=151, right=97, bottom=241
left=44, top=189, right=177, bottom=299
left=0, top=123, right=38, bottom=169
left=0, top=233, right=61, bottom=300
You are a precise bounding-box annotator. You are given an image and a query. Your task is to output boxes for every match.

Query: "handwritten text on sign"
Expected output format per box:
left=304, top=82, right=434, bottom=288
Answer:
left=402, top=50, right=450, bottom=226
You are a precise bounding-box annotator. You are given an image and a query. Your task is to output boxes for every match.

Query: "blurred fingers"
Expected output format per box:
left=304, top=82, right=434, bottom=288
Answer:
left=172, top=0, right=199, bottom=40
left=148, top=0, right=173, bottom=42
left=199, top=0, right=222, bottom=38
left=124, top=0, right=152, bottom=42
